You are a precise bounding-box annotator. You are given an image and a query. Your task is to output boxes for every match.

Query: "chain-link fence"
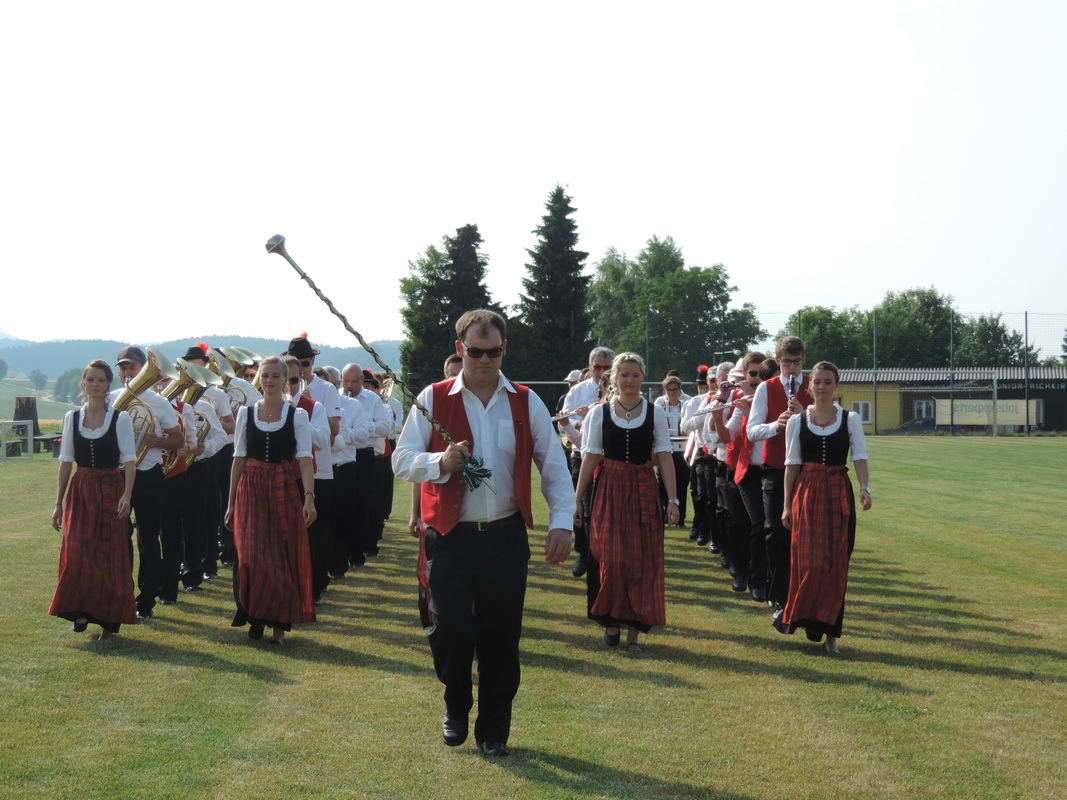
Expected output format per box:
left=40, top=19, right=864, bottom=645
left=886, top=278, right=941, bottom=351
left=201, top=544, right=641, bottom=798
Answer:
left=525, top=311, right=1066, bottom=435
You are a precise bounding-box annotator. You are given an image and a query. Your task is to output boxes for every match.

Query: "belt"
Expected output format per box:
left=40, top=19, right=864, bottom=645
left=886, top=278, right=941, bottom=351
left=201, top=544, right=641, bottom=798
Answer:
left=453, top=511, right=523, bottom=532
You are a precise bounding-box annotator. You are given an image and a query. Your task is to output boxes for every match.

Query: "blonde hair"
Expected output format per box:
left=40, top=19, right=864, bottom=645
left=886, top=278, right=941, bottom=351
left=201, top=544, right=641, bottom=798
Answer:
left=610, top=352, right=646, bottom=391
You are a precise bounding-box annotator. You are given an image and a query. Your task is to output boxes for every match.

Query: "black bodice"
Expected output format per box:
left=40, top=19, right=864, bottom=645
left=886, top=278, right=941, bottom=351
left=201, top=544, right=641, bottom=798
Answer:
left=73, top=409, right=121, bottom=469
left=798, top=409, right=851, bottom=466
left=245, top=404, right=296, bottom=464
left=602, top=400, right=656, bottom=464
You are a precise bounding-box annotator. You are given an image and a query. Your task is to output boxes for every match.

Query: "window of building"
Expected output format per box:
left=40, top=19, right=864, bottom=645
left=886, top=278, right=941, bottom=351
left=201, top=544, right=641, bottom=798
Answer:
left=851, top=400, right=872, bottom=424
left=915, top=400, right=933, bottom=419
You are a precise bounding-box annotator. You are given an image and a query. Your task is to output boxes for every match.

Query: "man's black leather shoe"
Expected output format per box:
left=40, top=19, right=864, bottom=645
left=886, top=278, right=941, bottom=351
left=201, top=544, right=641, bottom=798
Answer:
left=571, top=556, right=588, bottom=578
left=731, top=575, right=748, bottom=593
left=441, top=714, right=468, bottom=747
left=480, top=741, right=510, bottom=757
left=751, top=586, right=767, bottom=603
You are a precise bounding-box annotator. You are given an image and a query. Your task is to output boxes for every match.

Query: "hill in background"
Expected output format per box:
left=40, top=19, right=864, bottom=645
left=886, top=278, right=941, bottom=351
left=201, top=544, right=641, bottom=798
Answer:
left=0, top=337, right=402, bottom=382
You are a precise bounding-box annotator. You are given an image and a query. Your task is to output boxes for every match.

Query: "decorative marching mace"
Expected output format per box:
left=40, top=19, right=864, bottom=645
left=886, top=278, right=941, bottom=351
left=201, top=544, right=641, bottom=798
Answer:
left=265, top=234, right=493, bottom=492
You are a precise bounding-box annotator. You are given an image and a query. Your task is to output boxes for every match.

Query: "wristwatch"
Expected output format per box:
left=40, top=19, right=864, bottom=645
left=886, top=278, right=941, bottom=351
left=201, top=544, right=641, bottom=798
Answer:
left=861, top=486, right=871, bottom=495
left=668, top=498, right=680, bottom=505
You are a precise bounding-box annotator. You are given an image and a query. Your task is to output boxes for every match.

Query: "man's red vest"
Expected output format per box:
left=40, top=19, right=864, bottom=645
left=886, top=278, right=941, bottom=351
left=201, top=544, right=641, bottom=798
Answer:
left=760, top=375, right=812, bottom=470
left=421, top=379, right=534, bottom=535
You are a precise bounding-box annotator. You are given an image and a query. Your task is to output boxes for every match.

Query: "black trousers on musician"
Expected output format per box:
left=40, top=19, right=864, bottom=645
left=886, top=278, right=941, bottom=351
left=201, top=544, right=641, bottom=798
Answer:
left=352, top=448, right=377, bottom=562
left=130, top=464, right=165, bottom=616
left=762, top=466, right=790, bottom=607
left=659, top=451, right=690, bottom=527
left=425, top=514, right=529, bottom=746
left=329, top=462, right=358, bottom=578
left=714, top=459, right=733, bottom=560
left=310, top=477, right=333, bottom=598
left=734, top=466, right=767, bottom=591
left=215, top=443, right=235, bottom=565
left=182, top=458, right=214, bottom=588
left=159, top=471, right=188, bottom=603
left=569, top=449, right=590, bottom=558
left=689, top=453, right=716, bottom=544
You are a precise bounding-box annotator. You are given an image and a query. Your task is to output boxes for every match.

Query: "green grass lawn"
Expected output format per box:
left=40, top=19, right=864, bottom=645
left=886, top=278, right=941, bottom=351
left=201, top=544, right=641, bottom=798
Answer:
left=1, top=437, right=1065, bottom=799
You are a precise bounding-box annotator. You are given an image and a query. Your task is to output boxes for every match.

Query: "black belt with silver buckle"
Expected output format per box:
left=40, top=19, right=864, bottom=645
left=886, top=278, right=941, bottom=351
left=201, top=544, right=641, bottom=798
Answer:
left=454, top=511, right=523, bottom=532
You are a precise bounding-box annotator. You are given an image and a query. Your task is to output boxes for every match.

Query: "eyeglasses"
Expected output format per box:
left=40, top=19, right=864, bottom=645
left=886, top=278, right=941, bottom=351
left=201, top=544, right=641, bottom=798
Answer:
left=288, top=377, right=301, bottom=385
left=747, top=370, right=760, bottom=377
left=779, top=357, right=804, bottom=366
left=591, top=363, right=610, bottom=371
left=299, top=359, right=313, bottom=368
left=463, top=345, right=504, bottom=359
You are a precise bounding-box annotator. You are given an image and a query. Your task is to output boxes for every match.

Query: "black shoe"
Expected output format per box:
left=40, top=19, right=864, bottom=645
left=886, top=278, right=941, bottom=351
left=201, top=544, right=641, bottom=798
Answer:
left=696, top=533, right=710, bottom=546
left=183, top=584, right=203, bottom=593
left=72, top=621, right=88, bottom=633
left=365, top=545, right=380, bottom=557
left=136, top=609, right=153, bottom=620
left=313, top=594, right=322, bottom=606
left=603, top=629, right=620, bottom=647
left=728, top=563, right=739, bottom=577
left=159, top=598, right=176, bottom=606
left=248, top=623, right=265, bottom=641
left=731, top=576, right=748, bottom=593
left=750, top=587, right=767, bottom=603
left=709, top=542, right=722, bottom=554
left=572, top=556, right=588, bottom=578
left=805, top=629, right=824, bottom=643
left=203, top=573, right=218, bottom=581
left=720, top=555, right=732, bottom=570
left=441, top=714, right=468, bottom=747
left=329, top=572, right=345, bottom=580
left=480, top=741, right=510, bottom=757
left=688, top=527, right=699, bottom=541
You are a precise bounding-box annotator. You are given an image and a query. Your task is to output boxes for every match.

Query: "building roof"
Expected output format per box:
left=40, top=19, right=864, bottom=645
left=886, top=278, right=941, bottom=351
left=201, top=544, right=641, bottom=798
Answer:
left=838, top=367, right=1067, bottom=383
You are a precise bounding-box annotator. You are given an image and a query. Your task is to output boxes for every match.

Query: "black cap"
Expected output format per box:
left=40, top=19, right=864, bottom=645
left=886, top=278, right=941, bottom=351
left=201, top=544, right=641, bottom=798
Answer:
left=116, top=345, right=147, bottom=366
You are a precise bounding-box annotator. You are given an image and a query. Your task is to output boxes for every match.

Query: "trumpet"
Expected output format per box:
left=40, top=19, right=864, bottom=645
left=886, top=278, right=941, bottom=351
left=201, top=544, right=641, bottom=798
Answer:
left=112, top=346, right=179, bottom=466
left=160, top=359, right=215, bottom=476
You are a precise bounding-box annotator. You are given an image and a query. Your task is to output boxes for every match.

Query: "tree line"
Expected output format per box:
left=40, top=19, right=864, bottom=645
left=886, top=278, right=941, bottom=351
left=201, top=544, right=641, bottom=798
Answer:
left=398, top=186, right=1063, bottom=388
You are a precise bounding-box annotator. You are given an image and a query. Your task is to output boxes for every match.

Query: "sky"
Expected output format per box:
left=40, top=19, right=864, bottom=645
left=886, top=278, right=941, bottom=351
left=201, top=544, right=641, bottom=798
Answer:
left=2, top=2, right=1065, bottom=358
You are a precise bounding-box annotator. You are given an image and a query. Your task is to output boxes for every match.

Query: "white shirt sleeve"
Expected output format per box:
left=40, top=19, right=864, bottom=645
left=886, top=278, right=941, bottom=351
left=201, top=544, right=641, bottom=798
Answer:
left=652, top=404, right=672, bottom=454
left=746, top=381, right=779, bottom=443
left=527, top=390, right=577, bottom=531
left=391, top=386, right=447, bottom=484
left=232, top=406, right=250, bottom=457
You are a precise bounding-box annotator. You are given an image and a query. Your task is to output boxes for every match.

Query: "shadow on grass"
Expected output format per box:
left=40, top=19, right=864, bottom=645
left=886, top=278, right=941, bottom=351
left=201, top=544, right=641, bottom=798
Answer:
left=494, top=748, right=753, bottom=800
left=83, top=637, right=296, bottom=684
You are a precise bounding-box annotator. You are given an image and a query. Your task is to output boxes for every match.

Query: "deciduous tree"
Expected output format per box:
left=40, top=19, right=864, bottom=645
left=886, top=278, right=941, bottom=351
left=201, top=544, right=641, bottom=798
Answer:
left=777, top=306, right=871, bottom=369
left=955, top=313, right=1040, bottom=367
left=29, top=369, right=48, bottom=391
left=867, top=287, right=961, bottom=368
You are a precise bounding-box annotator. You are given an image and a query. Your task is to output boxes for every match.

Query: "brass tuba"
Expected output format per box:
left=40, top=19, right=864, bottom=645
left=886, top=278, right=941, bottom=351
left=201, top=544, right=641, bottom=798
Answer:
left=185, top=409, right=212, bottom=469
left=206, top=349, right=248, bottom=418
left=112, top=346, right=179, bottom=466
left=160, top=359, right=211, bottom=476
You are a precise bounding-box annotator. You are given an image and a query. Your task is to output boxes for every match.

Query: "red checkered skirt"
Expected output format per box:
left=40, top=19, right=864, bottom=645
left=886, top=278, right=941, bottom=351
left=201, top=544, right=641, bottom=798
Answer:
left=232, top=460, right=315, bottom=626
left=588, top=459, right=666, bottom=631
left=49, top=467, right=137, bottom=628
left=782, top=463, right=854, bottom=632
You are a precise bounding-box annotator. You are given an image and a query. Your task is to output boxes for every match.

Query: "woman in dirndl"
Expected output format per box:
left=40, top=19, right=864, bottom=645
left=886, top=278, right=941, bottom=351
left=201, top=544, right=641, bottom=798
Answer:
left=224, top=355, right=317, bottom=645
left=780, top=361, right=872, bottom=654
left=573, top=353, right=678, bottom=653
left=49, top=359, right=138, bottom=641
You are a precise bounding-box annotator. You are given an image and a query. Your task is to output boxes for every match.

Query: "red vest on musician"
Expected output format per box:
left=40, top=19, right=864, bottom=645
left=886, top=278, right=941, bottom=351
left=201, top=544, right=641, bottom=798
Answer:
left=420, top=378, right=534, bottom=535
left=723, top=390, right=745, bottom=471
left=287, top=394, right=317, bottom=486
left=761, top=375, right=812, bottom=470
left=733, top=415, right=757, bottom=484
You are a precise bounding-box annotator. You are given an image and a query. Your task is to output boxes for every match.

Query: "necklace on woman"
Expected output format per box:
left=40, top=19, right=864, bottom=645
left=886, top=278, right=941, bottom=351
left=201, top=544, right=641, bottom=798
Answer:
left=618, top=398, right=643, bottom=420
left=809, top=407, right=835, bottom=428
